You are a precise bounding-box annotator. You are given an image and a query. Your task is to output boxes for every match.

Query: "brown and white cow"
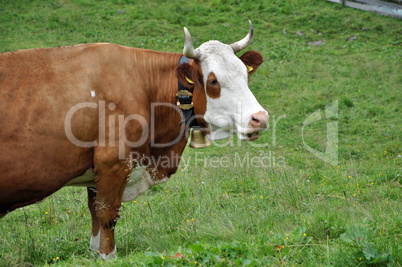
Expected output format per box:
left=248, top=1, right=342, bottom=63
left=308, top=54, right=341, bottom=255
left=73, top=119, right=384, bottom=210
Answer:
left=0, top=21, right=268, bottom=258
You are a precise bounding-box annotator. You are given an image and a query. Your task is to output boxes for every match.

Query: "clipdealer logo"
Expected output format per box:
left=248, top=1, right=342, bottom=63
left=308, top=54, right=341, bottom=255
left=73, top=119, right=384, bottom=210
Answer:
left=63, top=99, right=339, bottom=167
left=302, top=100, right=338, bottom=166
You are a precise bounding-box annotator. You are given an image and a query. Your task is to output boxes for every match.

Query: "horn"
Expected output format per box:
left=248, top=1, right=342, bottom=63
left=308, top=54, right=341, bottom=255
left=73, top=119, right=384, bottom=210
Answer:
left=189, top=127, right=212, bottom=149
left=230, top=20, right=254, bottom=53
left=183, top=27, right=201, bottom=60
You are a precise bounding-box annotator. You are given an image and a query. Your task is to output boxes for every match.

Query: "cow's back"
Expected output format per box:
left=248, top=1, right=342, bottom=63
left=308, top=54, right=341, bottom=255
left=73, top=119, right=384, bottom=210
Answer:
left=0, top=44, right=107, bottom=212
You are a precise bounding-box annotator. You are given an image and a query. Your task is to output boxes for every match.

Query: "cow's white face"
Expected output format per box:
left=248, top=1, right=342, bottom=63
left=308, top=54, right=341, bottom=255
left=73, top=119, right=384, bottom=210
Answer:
left=177, top=21, right=269, bottom=141
left=196, top=41, right=268, bottom=141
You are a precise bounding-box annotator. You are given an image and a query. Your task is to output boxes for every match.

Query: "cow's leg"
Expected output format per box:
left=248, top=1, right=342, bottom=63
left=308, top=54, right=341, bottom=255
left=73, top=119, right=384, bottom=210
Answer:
left=87, top=187, right=100, bottom=252
left=93, top=161, right=130, bottom=259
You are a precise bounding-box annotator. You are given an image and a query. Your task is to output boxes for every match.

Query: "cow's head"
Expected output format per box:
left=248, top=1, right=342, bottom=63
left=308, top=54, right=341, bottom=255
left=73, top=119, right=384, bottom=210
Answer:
left=176, top=21, right=269, bottom=141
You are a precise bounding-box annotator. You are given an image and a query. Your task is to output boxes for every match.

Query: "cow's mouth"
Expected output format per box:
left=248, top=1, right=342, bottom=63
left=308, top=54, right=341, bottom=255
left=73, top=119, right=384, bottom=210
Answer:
left=246, top=132, right=260, bottom=141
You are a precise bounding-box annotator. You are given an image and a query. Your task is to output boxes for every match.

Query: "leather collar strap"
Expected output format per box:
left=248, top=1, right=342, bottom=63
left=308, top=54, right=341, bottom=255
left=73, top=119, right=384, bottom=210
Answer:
left=177, top=56, right=199, bottom=127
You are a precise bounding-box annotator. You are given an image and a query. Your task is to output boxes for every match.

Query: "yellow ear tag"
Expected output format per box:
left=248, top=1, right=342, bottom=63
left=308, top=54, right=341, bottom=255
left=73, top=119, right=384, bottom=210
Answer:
left=246, top=65, right=253, bottom=73
left=184, top=75, right=194, bottom=84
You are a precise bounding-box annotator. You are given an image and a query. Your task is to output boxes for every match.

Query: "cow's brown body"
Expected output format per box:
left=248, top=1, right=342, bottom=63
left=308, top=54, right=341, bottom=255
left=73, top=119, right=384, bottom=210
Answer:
left=0, top=43, right=191, bottom=254
left=0, top=43, right=185, bottom=209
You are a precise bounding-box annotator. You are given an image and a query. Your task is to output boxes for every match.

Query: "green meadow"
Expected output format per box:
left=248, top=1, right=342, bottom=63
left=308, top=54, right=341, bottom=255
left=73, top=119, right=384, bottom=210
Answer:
left=0, top=0, right=401, bottom=266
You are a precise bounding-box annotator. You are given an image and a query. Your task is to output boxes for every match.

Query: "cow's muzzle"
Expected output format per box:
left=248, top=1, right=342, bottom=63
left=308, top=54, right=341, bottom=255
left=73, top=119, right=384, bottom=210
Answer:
left=249, top=111, right=269, bottom=129
left=246, top=111, right=269, bottom=141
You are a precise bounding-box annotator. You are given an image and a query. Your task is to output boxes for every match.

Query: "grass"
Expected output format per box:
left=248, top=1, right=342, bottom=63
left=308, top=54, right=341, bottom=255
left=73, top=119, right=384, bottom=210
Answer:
left=0, top=0, right=401, bottom=266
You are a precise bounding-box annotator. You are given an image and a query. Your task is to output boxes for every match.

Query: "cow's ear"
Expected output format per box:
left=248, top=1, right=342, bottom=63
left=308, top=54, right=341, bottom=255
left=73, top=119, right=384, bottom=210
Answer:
left=239, top=51, right=264, bottom=76
left=176, top=63, right=199, bottom=89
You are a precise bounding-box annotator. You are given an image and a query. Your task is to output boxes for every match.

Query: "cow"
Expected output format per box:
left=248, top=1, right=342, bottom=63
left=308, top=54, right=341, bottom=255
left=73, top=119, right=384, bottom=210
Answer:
left=0, top=21, right=269, bottom=259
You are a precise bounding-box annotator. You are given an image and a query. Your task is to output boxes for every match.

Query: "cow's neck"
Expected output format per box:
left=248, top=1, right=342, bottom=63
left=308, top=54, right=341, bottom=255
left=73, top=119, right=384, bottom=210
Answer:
left=128, top=48, right=183, bottom=135
left=126, top=49, right=179, bottom=99
left=126, top=48, right=189, bottom=178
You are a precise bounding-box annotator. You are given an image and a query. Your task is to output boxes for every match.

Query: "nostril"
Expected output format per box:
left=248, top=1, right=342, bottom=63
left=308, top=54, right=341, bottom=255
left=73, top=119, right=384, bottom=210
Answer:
left=251, top=116, right=260, bottom=125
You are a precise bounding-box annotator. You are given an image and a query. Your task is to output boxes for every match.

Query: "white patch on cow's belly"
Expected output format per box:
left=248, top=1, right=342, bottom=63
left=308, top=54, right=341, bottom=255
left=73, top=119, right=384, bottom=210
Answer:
left=64, top=167, right=168, bottom=201
left=65, top=169, right=96, bottom=187
left=121, top=166, right=168, bottom=202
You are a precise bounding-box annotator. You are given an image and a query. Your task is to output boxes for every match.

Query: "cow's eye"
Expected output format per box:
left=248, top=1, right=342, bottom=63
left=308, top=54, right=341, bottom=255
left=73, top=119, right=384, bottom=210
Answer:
left=210, top=79, right=218, bottom=85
